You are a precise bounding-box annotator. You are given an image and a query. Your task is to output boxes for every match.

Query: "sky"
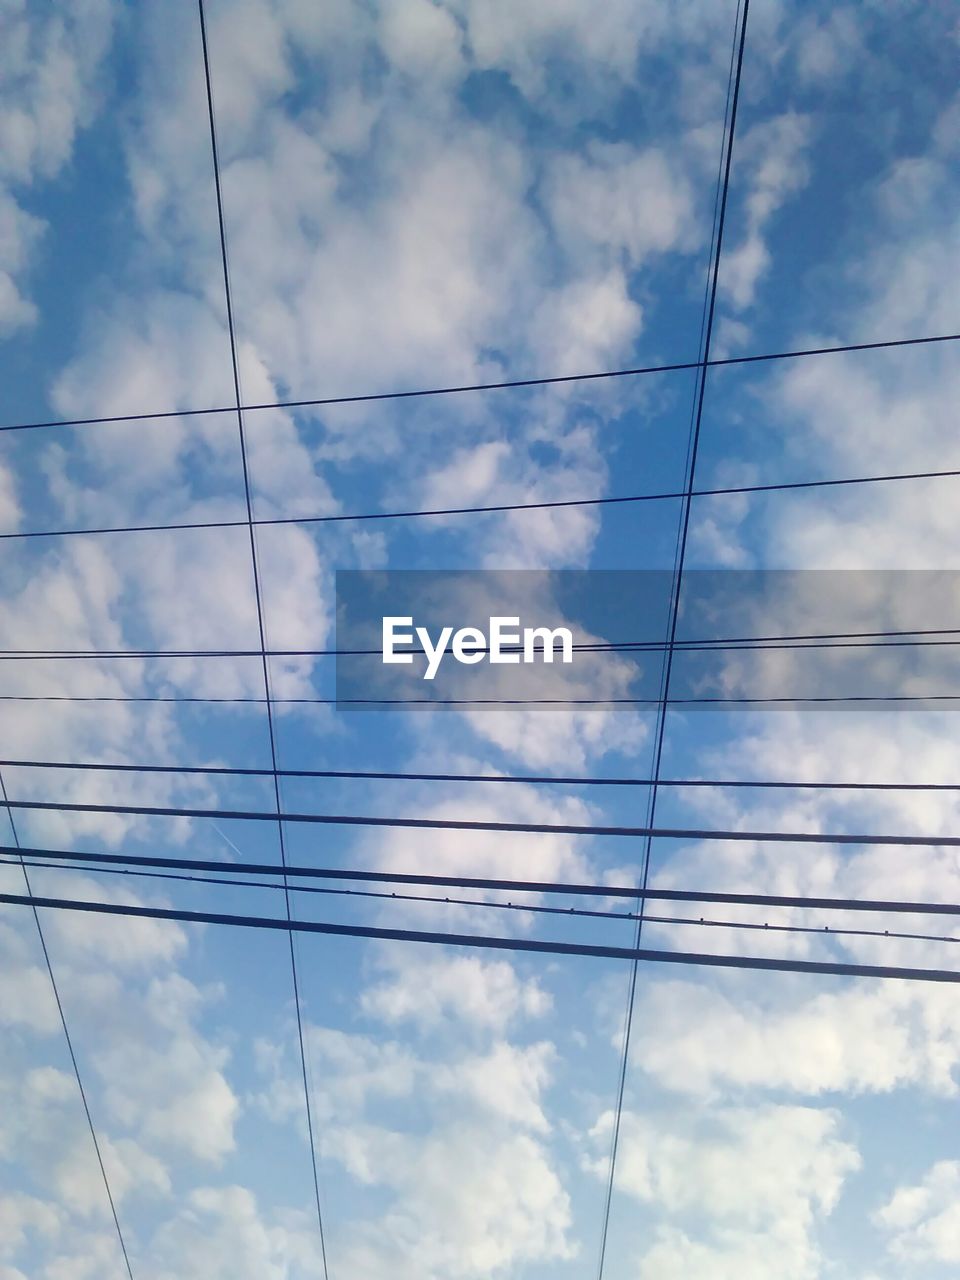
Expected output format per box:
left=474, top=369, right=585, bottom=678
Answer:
left=1, top=0, right=960, bottom=1277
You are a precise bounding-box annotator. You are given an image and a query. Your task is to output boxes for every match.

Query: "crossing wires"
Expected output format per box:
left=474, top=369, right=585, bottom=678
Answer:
left=597, top=1, right=751, bottom=1275
left=196, top=1, right=329, bottom=1274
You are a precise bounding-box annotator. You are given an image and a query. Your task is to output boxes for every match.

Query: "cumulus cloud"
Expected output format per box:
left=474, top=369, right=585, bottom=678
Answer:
left=0, top=0, right=115, bottom=332
left=876, top=1161, right=960, bottom=1264
left=631, top=978, right=960, bottom=1099
left=149, top=1186, right=326, bottom=1280
left=360, top=950, right=552, bottom=1030
left=720, top=112, right=812, bottom=314
left=586, top=1103, right=860, bottom=1280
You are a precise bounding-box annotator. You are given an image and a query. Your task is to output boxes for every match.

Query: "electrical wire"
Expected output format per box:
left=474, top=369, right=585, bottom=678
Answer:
left=7, top=854, right=959, bottom=947
left=2, top=757, right=957, bottom=793
left=2, top=888, right=958, bottom=984
left=7, top=793, right=960, bottom=847
left=0, top=774, right=135, bottom=1277
left=1, top=333, right=956, bottom=436
left=4, top=692, right=960, bottom=707
left=7, top=840, right=960, bottom=915
left=5, top=464, right=960, bottom=543
left=197, top=1, right=329, bottom=1272
left=598, top=4, right=749, bottom=1273
left=4, top=622, right=960, bottom=659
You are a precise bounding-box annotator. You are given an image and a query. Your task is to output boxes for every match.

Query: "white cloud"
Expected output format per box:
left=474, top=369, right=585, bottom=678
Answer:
left=93, top=983, right=240, bottom=1163
left=589, top=1102, right=858, bottom=1222
left=0, top=0, right=115, bottom=331
left=331, top=1123, right=575, bottom=1279
left=587, top=1103, right=859, bottom=1280
left=0, top=456, right=21, bottom=531
left=720, top=112, right=812, bottom=313
left=0, top=914, right=61, bottom=1033
left=150, top=1185, right=326, bottom=1280
left=434, top=1039, right=556, bottom=1131
left=378, top=0, right=465, bottom=86
left=0, top=1192, right=60, bottom=1256
left=544, top=144, right=699, bottom=272
left=527, top=270, right=642, bottom=375
left=876, top=1160, right=960, bottom=1264
left=631, top=978, right=960, bottom=1099
left=0, top=190, right=41, bottom=334
left=360, top=949, right=552, bottom=1030
left=53, top=1134, right=169, bottom=1216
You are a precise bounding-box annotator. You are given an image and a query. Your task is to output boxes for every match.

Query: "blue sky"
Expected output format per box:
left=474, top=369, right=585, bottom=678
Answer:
left=2, top=1, right=960, bottom=1277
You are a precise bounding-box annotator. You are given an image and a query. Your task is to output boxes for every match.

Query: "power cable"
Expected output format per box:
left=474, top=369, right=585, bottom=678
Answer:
left=8, top=839, right=960, bottom=915
left=197, top=2, right=329, bottom=1272
left=4, top=622, right=960, bottom=659
left=8, top=854, right=959, bottom=947
left=0, top=773, right=135, bottom=1277
left=599, top=3, right=750, bottom=1272
left=2, top=758, right=958, bottom=793
left=1, top=332, right=956, bottom=436
left=8, top=794, right=960, bottom=847
left=2, top=888, right=958, bottom=984
left=4, top=464, right=960, bottom=543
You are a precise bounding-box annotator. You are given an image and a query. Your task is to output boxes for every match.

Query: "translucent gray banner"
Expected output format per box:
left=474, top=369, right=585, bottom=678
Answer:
left=334, top=570, right=960, bottom=710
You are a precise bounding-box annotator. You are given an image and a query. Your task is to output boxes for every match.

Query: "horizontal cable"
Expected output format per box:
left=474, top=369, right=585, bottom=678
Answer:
left=2, top=889, right=958, bottom=983
left=9, top=854, right=958, bottom=947
left=7, top=842, right=959, bottom=915
left=4, top=464, right=960, bottom=543
left=1, top=757, right=958, bottom=793
left=2, top=331, right=957, bottom=435
left=2, top=693, right=960, bottom=707
left=4, top=624, right=960, bottom=660
left=6, top=796, right=960, bottom=846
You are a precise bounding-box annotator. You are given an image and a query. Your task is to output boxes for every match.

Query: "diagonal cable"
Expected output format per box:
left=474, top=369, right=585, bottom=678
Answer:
left=0, top=770, right=135, bottom=1278
left=4, top=886, right=960, bottom=985
left=196, top=2, right=329, bottom=1273
left=5, top=460, right=960, bottom=543
left=596, top=2, right=751, bottom=1274
left=2, top=330, right=957, bottom=437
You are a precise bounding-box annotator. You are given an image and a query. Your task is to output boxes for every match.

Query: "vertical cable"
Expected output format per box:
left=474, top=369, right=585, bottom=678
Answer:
left=196, top=3, right=330, bottom=1274
left=0, top=770, right=134, bottom=1278
left=595, top=3, right=752, bottom=1275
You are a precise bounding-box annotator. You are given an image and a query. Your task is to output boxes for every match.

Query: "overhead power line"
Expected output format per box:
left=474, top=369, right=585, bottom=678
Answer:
left=3, top=889, right=959, bottom=984
left=196, top=0, right=329, bottom=1274
left=2, top=332, right=957, bottom=437
left=6, top=794, right=960, bottom=847
left=4, top=463, right=960, bottom=543
left=0, top=775, right=135, bottom=1276
left=3, top=757, right=958, bottom=793
left=9, top=853, right=959, bottom=948
left=5, top=692, right=960, bottom=708
left=599, top=2, right=749, bottom=1272
left=4, top=623, right=960, bottom=660
left=8, top=840, right=960, bottom=916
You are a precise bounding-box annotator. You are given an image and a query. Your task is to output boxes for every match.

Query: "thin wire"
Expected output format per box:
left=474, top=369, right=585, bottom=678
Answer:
left=196, top=2, right=329, bottom=1271
left=3, top=889, right=959, bottom=985
left=2, top=331, right=957, bottom=436
left=0, top=772, right=135, bottom=1277
left=599, top=4, right=749, bottom=1273
left=5, top=463, right=960, bottom=543
left=10, top=840, right=960, bottom=915
left=3, top=757, right=958, bottom=793
left=9, top=793, right=960, bottom=847
left=6, top=622, right=960, bottom=659
left=9, top=855, right=959, bottom=946
left=5, top=691, right=960, bottom=707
